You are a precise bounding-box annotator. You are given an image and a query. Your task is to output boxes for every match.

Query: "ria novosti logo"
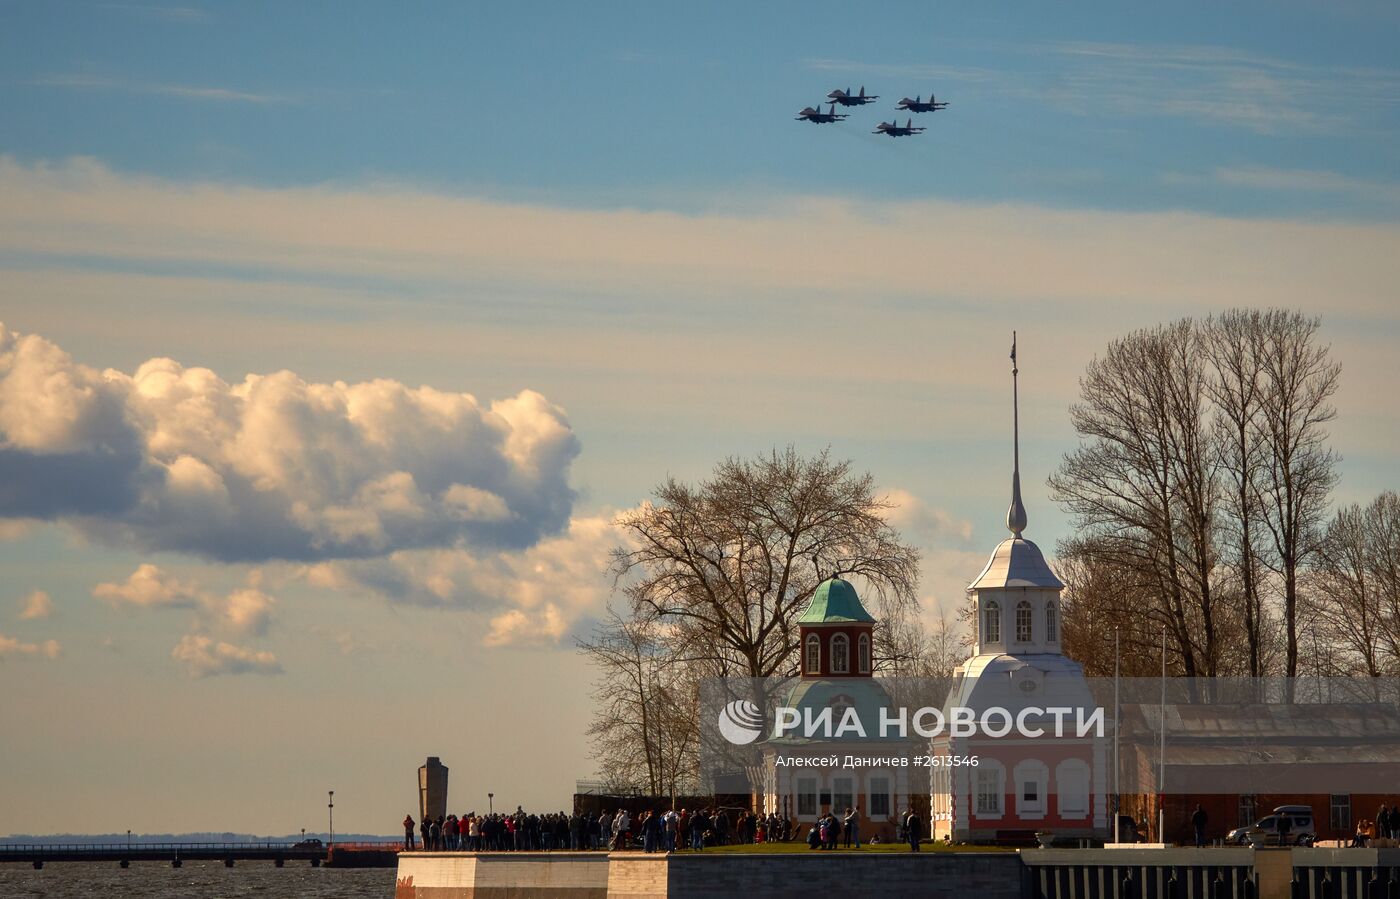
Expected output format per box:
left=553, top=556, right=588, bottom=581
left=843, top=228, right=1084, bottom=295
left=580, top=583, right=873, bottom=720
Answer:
left=717, top=699, right=766, bottom=745
left=717, top=701, right=1106, bottom=745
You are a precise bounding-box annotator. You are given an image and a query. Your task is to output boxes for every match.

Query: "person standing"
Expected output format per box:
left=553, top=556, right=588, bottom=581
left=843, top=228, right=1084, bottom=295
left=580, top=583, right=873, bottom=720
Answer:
left=663, top=808, right=678, bottom=852
left=844, top=807, right=860, bottom=849
left=691, top=809, right=708, bottom=851
left=906, top=809, right=922, bottom=852
left=1192, top=804, right=1208, bottom=848
left=403, top=814, right=416, bottom=851
left=612, top=808, right=631, bottom=851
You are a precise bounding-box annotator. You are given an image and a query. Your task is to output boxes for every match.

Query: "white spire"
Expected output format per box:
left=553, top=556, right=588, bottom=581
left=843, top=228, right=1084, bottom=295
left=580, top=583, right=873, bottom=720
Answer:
left=1007, top=331, right=1027, bottom=537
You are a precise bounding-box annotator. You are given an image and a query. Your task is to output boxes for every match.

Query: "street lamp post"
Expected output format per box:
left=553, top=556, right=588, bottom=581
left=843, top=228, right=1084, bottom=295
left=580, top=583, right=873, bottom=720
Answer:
left=328, top=791, right=335, bottom=847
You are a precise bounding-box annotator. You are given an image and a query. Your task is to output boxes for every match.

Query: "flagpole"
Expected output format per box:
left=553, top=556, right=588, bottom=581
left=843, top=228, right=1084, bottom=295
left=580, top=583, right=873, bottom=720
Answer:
left=1011, top=330, right=1018, bottom=475
left=1114, top=626, right=1120, bottom=844
left=1159, top=626, right=1166, bottom=844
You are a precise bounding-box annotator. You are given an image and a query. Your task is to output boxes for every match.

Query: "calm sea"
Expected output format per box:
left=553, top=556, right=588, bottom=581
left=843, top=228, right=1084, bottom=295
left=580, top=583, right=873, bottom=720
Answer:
left=0, top=862, right=396, bottom=898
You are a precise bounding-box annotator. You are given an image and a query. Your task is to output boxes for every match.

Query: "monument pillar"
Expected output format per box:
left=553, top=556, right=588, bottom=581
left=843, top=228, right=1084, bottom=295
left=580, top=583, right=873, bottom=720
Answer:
left=418, top=756, right=449, bottom=822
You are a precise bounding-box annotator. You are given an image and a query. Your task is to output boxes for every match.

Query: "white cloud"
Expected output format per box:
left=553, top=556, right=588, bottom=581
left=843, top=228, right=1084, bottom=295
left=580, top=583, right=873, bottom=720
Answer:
left=217, top=587, right=275, bottom=637
left=31, top=74, right=286, bottom=104
left=1209, top=167, right=1400, bottom=204
left=484, top=605, right=568, bottom=648
left=885, top=489, right=974, bottom=545
left=305, top=513, right=622, bottom=648
left=171, top=634, right=281, bottom=678
left=0, top=632, right=61, bottom=660
left=93, top=563, right=201, bottom=608
left=93, top=564, right=275, bottom=639
left=0, top=323, right=580, bottom=562
left=18, top=589, right=53, bottom=621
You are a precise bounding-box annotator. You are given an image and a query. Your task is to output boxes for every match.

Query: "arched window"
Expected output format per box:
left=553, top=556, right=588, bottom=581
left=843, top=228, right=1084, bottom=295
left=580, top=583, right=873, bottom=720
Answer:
left=1013, top=760, right=1049, bottom=819
left=831, top=633, right=850, bottom=674
left=975, top=762, right=1004, bottom=817
left=1015, top=601, right=1033, bottom=642
left=1046, top=602, right=1058, bottom=642
left=983, top=601, right=1000, bottom=644
left=858, top=633, right=871, bottom=674
left=1055, top=759, right=1090, bottom=820
left=805, top=633, right=821, bottom=674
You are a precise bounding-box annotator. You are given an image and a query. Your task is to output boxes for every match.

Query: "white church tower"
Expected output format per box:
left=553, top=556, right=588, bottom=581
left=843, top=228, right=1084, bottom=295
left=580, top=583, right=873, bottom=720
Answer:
left=930, top=334, right=1108, bottom=843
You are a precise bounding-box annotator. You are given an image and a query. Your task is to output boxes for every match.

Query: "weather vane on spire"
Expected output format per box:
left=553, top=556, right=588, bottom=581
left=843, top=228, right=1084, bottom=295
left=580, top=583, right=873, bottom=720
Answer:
left=1007, top=331, right=1028, bottom=537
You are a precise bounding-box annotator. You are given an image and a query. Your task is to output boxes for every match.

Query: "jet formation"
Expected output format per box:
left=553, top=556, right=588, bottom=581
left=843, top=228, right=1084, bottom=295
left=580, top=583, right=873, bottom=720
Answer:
left=796, top=86, right=947, bottom=137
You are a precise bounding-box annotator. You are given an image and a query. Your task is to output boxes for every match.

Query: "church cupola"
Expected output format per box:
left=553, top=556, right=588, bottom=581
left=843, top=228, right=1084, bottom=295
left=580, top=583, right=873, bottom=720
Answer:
left=797, top=576, right=875, bottom=679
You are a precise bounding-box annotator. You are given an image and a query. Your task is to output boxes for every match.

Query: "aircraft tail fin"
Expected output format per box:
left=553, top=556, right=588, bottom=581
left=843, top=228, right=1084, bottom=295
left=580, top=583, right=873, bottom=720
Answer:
left=859, top=85, right=866, bottom=98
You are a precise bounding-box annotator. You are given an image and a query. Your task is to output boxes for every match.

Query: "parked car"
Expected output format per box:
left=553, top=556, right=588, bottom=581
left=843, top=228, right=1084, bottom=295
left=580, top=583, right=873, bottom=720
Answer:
left=293, top=838, right=324, bottom=849
left=1225, top=807, right=1315, bottom=847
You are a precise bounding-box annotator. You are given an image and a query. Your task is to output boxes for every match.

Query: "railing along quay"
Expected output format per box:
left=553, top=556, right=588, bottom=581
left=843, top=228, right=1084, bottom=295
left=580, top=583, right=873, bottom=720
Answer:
left=0, top=840, right=403, bottom=869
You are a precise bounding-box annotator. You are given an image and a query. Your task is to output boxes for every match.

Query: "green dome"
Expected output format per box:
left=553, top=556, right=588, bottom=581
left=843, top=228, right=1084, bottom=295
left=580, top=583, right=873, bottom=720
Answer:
left=798, top=576, right=876, bottom=624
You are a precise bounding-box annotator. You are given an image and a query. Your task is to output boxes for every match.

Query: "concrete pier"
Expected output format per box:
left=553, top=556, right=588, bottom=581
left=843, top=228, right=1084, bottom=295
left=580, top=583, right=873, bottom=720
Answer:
left=395, top=847, right=1400, bottom=899
left=395, top=852, right=609, bottom=899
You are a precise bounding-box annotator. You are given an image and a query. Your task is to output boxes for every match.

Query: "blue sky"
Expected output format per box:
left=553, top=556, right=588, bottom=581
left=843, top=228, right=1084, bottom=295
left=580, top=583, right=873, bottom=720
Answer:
left=1, top=1, right=1398, bottom=835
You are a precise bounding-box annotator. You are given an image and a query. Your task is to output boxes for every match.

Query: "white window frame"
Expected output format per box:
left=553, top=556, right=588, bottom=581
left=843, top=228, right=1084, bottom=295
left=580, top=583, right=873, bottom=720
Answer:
left=983, top=600, right=1001, bottom=644
left=868, top=774, right=891, bottom=818
left=975, top=762, right=1004, bottom=818
left=1015, top=600, right=1033, bottom=643
left=797, top=776, right=817, bottom=817
left=1046, top=602, right=1058, bottom=642
left=858, top=633, right=871, bottom=674
left=833, top=775, right=854, bottom=814
left=805, top=633, right=820, bottom=674
left=831, top=633, right=849, bottom=674
left=1054, top=759, right=1090, bottom=820
left=1330, top=794, right=1351, bottom=831
left=1014, top=760, right=1049, bottom=820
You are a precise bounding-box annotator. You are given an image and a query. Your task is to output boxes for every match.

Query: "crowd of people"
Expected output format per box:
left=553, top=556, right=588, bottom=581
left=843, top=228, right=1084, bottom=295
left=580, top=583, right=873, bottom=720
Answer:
left=402, top=806, right=925, bottom=852
left=401, top=806, right=795, bottom=852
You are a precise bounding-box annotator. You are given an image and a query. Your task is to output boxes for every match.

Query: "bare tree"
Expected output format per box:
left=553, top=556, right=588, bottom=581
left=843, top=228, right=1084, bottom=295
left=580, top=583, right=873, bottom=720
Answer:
left=1203, top=309, right=1271, bottom=676
left=578, top=610, right=700, bottom=797
left=1253, top=311, right=1340, bottom=683
left=609, top=447, right=921, bottom=679
left=1048, top=321, right=1223, bottom=679
left=879, top=603, right=963, bottom=678
left=1373, top=493, right=1400, bottom=655
left=1309, top=492, right=1400, bottom=675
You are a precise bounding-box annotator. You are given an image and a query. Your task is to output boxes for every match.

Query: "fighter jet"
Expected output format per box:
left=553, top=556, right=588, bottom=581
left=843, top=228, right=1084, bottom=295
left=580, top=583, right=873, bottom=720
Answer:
left=873, top=118, right=926, bottom=137
left=827, top=86, right=878, bottom=107
left=895, top=94, right=949, bottom=113
left=796, top=103, right=849, bottom=123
